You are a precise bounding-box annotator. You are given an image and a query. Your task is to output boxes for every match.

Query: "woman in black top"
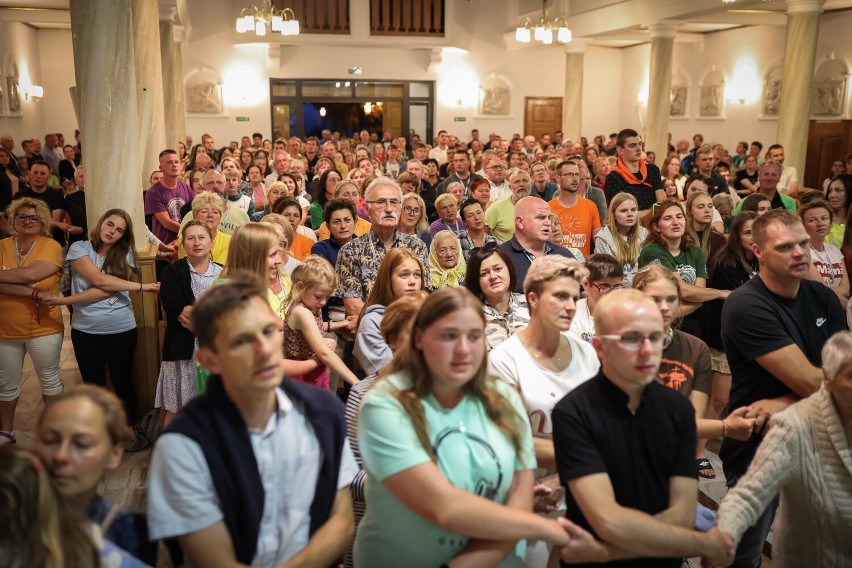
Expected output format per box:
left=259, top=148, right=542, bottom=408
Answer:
left=733, top=154, right=759, bottom=196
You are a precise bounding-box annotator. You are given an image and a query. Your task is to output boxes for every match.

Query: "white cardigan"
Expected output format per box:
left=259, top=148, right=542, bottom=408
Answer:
left=716, top=388, right=852, bottom=568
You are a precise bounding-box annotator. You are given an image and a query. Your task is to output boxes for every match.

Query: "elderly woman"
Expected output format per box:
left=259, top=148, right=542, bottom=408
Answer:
left=716, top=330, right=852, bottom=567
left=179, top=191, right=231, bottom=265
left=429, top=193, right=465, bottom=236
left=428, top=230, right=466, bottom=289
left=464, top=242, right=530, bottom=350
left=0, top=198, right=65, bottom=445
left=398, top=192, right=432, bottom=247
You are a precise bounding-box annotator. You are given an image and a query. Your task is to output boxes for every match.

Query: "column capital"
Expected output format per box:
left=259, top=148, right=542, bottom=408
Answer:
left=649, top=20, right=682, bottom=40
left=785, top=0, right=825, bottom=14
left=564, top=38, right=591, bottom=54
left=158, top=5, right=176, bottom=22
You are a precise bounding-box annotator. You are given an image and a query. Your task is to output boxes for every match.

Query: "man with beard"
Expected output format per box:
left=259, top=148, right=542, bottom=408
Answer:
left=549, top=161, right=600, bottom=259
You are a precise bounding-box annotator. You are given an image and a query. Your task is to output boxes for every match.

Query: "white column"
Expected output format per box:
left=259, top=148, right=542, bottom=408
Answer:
left=562, top=39, right=589, bottom=143
left=644, top=21, right=680, bottom=158
left=133, top=0, right=166, bottom=192
left=777, top=0, right=825, bottom=179
left=69, top=0, right=145, bottom=249
left=160, top=7, right=187, bottom=151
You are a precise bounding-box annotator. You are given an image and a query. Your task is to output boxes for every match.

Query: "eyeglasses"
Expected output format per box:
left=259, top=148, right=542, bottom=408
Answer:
left=560, top=172, right=581, bottom=178
left=590, top=282, right=624, bottom=294
left=367, top=198, right=402, bottom=208
left=487, top=165, right=505, bottom=170
left=403, top=206, right=421, bottom=215
left=16, top=214, right=40, bottom=223
left=597, top=331, right=665, bottom=351
left=532, top=169, right=547, bottom=175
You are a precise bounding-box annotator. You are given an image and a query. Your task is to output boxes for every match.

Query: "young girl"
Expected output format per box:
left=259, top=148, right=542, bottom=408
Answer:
left=284, top=256, right=359, bottom=389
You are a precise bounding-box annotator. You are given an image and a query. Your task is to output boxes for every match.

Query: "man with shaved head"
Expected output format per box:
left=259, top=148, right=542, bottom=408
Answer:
left=552, top=290, right=734, bottom=567
left=499, top=196, right=576, bottom=293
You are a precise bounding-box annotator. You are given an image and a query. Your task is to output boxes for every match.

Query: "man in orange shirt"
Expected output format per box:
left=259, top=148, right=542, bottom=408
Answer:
left=549, top=161, right=600, bottom=258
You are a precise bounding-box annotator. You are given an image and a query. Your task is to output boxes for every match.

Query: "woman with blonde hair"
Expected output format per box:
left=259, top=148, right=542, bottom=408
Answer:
left=177, top=191, right=231, bottom=264
left=0, top=198, right=65, bottom=445
left=260, top=213, right=300, bottom=276
left=251, top=179, right=287, bottom=222
left=355, top=287, right=593, bottom=566
left=685, top=190, right=726, bottom=264
left=594, top=192, right=649, bottom=285
left=428, top=229, right=466, bottom=288
left=398, top=192, right=432, bottom=246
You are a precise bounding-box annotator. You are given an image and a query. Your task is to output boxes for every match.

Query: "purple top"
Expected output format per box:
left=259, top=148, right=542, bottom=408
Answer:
left=144, top=180, right=194, bottom=243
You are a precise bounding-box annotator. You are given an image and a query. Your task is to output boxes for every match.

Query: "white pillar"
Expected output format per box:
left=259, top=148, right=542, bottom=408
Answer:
left=70, top=0, right=145, bottom=249
left=133, top=0, right=166, bottom=192
left=160, top=7, right=187, bottom=150
left=777, top=0, right=825, bottom=179
left=562, top=39, right=590, bottom=143
left=645, top=21, right=680, bottom=158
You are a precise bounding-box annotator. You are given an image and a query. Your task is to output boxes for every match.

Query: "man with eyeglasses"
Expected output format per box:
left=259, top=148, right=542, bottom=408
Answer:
left=335, top=177, right=429, bottom=330
left=552, top=289, right=734, bottom=567
left=719, top=210, right=845, bottom=568
left=436, top=147, right=482, bottom=199
left=568, top=254, right=624, bottom=343
left=549, top=161, right=601, bottom=259
left=484, top=156, right=511, bottom=202
left=604, top=129, right=666, bottom=218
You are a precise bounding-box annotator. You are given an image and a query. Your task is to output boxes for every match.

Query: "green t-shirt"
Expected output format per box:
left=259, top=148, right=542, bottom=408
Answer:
left=484, top=197, right=517, bottom=243
left=638, top=242, right=708, bottom=284
left=354, top=371, right=536, bottom=567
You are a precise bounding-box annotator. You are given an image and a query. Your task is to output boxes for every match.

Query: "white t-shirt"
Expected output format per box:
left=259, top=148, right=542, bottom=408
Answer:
left=778, top=165, right=798, bottom=195
left=489, top=333, right=599, bottom=438
left=568, top=298, right=595, bottom=343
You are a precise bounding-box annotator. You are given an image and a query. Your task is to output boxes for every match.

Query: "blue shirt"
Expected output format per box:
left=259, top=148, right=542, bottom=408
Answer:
left=67, top=240, right=137, bottom=334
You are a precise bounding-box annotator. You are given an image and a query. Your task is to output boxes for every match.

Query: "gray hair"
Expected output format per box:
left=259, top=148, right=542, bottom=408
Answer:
left=364, top=176, right=403, bottom=202
left=822, top=331, right=852, bottom=382
left=760, top=160, right=783, bottom=175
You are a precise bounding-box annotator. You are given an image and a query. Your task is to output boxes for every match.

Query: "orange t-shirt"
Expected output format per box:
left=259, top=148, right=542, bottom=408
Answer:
left=291, top=232, right=315, bottom=261
left=548, top=197, right=601, bottom=258
left=0, top=237, right=64, bottom=339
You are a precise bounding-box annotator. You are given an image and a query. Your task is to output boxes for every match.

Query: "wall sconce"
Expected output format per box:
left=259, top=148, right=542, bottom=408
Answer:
left=319, top=106, right=327, bottom=117
left=24, top=84, right=44, bottom=102
left=725, top=63, right=760, bottom=106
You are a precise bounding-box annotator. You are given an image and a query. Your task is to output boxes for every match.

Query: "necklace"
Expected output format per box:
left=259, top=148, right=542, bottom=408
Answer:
left=663, top=327, right=674, bottom=349
left=14, top=237, right=36, bottom=268
left=523, top=332, right=572, bottom=371
left=810, top=244, right=839, bottom=287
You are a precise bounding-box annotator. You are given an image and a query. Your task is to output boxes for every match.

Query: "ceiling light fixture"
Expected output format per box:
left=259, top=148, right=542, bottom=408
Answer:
left=236, top=0, right=300, bottom=37
left=515, top=0, right=571, bottom=45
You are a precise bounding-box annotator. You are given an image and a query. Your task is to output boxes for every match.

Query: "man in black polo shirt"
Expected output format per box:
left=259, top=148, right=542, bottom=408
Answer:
left=720, top=210, right=845, bottom=568
left=552, top=289, right=733, bottom=567
left=604, top=129, right=666, bottom=218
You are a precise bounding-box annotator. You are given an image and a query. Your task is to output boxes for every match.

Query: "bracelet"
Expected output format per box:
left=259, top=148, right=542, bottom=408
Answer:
left=721, top=419, right=728, bottom=438
left=31, top=288, right=39, bottom=300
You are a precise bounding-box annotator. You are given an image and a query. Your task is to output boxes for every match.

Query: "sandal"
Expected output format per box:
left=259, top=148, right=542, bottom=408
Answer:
left=696, top=458, right=716, bottom=479
left=0, top=431, right=16, bottom=445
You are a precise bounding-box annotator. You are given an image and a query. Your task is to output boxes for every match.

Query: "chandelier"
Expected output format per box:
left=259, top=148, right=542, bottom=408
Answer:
left=515, top=0, right=571, bottom=45
left=235, top=0, right=300, bottom=37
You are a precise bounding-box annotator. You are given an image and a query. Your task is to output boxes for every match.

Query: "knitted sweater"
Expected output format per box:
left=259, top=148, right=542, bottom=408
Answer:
left=716, top=388, right=852, bottom=567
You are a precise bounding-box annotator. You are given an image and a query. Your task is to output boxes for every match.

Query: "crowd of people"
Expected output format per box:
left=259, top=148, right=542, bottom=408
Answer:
left=1, top=125, right=852, bottom=567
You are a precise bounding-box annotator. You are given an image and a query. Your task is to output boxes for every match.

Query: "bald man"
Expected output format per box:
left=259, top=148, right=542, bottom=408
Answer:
left=499, top=196, right=576, bottom=293
left=552, top=290, right=734, bottom=567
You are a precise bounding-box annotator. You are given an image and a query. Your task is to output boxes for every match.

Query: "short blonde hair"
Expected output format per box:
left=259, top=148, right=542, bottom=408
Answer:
left=434, top=193, right=458, bottom=210
left=260, top=213, right=294, bottom=250
left=223, top=167, right=241, bottom=180
left=191, top=191, right=225, bottom=217
left=523, top=255, right=587, bottom=307
left=7, top=198, right=52, bottom=238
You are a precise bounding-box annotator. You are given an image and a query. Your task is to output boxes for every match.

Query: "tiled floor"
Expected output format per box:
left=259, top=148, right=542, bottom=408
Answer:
left=12, top=309, right=771, bottom=568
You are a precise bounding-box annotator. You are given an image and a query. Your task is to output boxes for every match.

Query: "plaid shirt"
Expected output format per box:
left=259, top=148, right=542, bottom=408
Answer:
left=458, top=231, right=499, bottom=261
left=335, top=230, right=429, bottom=301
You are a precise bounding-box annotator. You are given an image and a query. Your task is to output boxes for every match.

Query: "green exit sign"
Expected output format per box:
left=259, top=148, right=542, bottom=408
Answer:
left=236, top=116, right=250, bottom=122
left=453, top=117, right=466, bottom=122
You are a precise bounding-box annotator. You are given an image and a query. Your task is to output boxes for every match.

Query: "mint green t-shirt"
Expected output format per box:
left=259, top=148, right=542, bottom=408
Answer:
left=638, top=242, right=708, bottom=284
left=354, top=371, right=536, bottom=567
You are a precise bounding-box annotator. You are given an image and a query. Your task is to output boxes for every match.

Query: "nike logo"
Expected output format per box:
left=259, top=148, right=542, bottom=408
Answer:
left=816, top=317, right=826, bottom=327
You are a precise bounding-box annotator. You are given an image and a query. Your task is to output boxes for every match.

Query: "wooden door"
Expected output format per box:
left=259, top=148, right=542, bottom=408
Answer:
left=524, top=97, right=562, bottom=140
left=806, top=119, right=852, bottom=189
